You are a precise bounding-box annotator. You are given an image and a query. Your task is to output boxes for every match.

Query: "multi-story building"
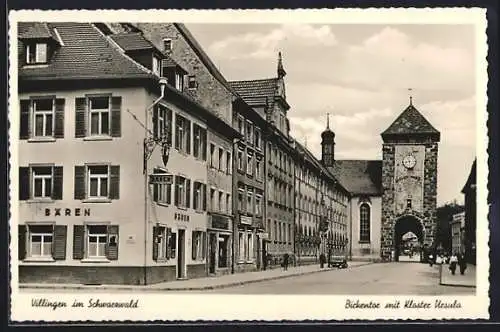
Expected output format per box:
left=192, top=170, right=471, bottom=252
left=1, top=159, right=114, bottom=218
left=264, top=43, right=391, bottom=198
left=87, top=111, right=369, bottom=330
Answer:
left=16, top=22, right=239, bottom=285
left=230, top=53, right=295, bottom=268
left=293, top=117, right=350, bottom=265
left=462, top=159, right=476, bottom=264
left=228, top=98, right=267, bottom=272
left=450, top=211, right=466, bottom=255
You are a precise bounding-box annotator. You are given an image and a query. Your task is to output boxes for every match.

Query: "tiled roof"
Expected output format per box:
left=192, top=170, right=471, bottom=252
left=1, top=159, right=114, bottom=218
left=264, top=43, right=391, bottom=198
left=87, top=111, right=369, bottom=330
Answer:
left=109, top=33, right=154, bottom=51
left=19, top=22, right=153, bottom=81
left=174, top=23, right=238, bottom=96
left=328, top=160, right=382, bottom=196
left=18, top=22, right=54, bottom=39
left=461, top=159, right=476, bottom=193
left=382, top=104, right=440, bottom=137
left=229, top=78, right=278, bottom=107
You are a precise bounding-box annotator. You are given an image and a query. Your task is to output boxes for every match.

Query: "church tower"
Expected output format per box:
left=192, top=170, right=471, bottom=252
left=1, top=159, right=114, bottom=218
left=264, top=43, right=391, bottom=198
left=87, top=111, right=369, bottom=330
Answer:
left=380, top=97, right=440, bottom=262
left=321, top=113, right=335, bottom=167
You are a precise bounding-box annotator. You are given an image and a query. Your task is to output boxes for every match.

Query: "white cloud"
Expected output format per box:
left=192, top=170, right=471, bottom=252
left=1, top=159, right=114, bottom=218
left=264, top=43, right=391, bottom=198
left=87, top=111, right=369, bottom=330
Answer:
left=208, top=24, right=338, bottom=60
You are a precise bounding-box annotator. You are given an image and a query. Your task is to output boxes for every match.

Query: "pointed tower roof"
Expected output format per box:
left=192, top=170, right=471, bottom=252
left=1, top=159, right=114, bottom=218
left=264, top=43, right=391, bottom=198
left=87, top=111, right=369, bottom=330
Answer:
left=277, top=51, right=287, bottom=78
left=321, top=112, right=335, bottom=141
left=381, top=102, right=440, bottom=142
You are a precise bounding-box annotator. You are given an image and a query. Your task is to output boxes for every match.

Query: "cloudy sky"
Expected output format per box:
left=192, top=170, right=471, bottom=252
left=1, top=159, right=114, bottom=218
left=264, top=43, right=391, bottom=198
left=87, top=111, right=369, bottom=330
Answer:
left=186, top=23, right=477, bottom=206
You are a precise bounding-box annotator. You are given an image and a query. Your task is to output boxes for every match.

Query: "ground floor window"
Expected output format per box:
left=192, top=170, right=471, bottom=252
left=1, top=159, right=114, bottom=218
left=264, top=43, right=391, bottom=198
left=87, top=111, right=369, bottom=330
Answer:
left=218, top=235, right=230, bottom=268
left=192, top=231, right=206, bottom=261
left=18, top=224, right=67, bottom=261
left=72, top=224, right=119, bottom=260
left=238, top=228, right=255, bottom=262
left=153, top=226, right=175, bottom=261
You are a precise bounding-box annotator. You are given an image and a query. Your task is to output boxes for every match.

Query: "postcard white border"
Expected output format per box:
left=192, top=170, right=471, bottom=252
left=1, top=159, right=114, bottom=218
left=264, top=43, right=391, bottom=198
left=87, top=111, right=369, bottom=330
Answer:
left=9, top=8, right=489, bottom=321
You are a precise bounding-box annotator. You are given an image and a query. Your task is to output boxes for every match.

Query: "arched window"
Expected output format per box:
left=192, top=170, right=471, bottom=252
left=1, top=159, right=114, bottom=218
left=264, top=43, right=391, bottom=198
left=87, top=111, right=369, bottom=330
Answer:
left=359, top=203, right=371, bottom=242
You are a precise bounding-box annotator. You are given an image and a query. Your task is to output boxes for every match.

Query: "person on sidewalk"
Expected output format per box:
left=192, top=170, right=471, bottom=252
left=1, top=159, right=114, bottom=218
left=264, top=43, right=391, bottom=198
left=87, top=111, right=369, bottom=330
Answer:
left=449, top=252, right=458, bottom=275
left=283, top=253, right=289, bottom=271
left=458, top=252, right=468, bottom=275
left=319, top=253, right=326, bottom=268
left=428, top=253, right=434, bottom=267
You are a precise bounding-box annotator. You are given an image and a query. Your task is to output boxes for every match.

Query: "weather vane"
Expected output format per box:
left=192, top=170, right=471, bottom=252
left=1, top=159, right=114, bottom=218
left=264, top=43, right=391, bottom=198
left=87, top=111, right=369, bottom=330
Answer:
left=408, top=88, right=413, bottom=105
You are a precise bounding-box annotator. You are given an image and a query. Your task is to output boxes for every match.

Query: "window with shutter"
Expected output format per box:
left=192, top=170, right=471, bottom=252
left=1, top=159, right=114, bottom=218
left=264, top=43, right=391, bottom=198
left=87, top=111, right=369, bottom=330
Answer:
left=109, top=165, right=120, bottom=199
left=54, top=99, right=65, bottom=138
left=31, top=98, right=55, bottom=138
left=25, top=225, right=53, bottom=258
left=19, top=167, right=30, bottom=200
left=52, top=225, right=67, bottom=260
left=106, top=225, right=119, bottom=260
left=19, top=99, right=31, bottom=139
left=52, top=166, right=63, bottom=200
left=18, top=225, right=27, bottom=260
left=111, top=97, right=122, bottom=137
left=72, top=225, right=85, bottom=259
left=75, top=98, right=87, bottom=138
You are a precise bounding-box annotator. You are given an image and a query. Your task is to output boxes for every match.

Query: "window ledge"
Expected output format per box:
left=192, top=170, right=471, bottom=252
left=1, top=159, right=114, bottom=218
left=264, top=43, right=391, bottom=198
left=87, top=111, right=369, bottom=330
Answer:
left=28, top=137, right=56, bottom=143
left=358, top=241, right=371, bottom=244
left=83, top=198, right=112, bottom=203
left=176, top=206, right=187, bottom=211
left=156, top=202, right=170, bottom=208
left=23, top=257, right=55, bottom=263
left=83, top=136, right=113, bottom=142
left=25, top=198, right=55, bottom=204
left=81, top=258, right=110, bottom=263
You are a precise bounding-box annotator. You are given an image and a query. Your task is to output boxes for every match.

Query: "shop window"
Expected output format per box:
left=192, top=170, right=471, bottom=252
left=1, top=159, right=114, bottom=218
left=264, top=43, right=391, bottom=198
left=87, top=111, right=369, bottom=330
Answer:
left=72, top=224, right=119, bottom=261
left=218, top=235, right=229, bottom=268
left=191, top=231, right=206, bottom=261
left=75, top=95, right=121, bottom=138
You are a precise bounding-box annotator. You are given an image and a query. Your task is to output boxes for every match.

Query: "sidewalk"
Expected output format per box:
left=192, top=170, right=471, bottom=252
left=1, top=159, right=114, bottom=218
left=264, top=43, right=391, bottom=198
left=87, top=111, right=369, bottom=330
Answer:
left=439, top=264, right=476, bottom=288
left=20, top=261, right=373, bottom=291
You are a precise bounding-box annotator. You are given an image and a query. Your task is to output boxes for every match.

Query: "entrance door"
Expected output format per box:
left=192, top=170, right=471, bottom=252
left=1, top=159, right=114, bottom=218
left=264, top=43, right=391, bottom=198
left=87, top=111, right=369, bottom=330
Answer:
left=177, top=229, right=185, bottom=279
left=209, top=233, right=217, bottom=274
left=262, top=240, right=267, bottom=270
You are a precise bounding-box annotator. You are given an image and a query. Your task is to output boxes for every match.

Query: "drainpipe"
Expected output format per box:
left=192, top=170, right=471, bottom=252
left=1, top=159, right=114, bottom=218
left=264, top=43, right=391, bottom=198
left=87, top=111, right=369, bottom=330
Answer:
left=144, top=77, right=168, bottom=285
left=231, top=137, right=242, bottom=274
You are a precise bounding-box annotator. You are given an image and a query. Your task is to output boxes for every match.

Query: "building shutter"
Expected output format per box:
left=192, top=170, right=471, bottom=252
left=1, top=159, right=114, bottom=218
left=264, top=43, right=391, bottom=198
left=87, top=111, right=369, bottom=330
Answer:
left=166, top=228, right=172, bottom=259
left=72, top=225, right=85, bottom=259
left=18, top=225, right=27, bottom=260
left=186, top=123, right=191, bottom=154
left=109, top=165, right=120, bottom=199
left=202, top=184, right=207, bottom=211
left=52, top=225, right=67, bottom=260
left=20, top=99, right=31, bottom=139
left=174, top=176, right=179, bottom=206
left=153, top=183, right=159, bottom=203
left=202, top=131, right=207, bottom=160
left=202, top=232, right=207, bottom=260
left=106, top=225, right=119, bottom=260
left=75, top=97, right=87, bottom=138
left=52, top=166, right=63, bottom=200
left=152, top=226, right=159, bottom=261
left=19, top=167, right=30, bottom=200
left=111, top=96, right=122, bottom=137
left=74, top=166, right=86, bottom=199
left=192, top=231, right=197, bottom=260
left=185, top=179, right=191, bottom=209
left=54, top=98, right=65, bottom=138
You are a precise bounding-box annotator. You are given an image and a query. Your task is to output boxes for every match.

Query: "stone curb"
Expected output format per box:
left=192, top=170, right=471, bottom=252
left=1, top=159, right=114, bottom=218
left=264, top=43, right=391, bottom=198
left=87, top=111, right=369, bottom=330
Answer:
left=20, top=262, right=374, bottom=291
left=439, top=282, right=476, bottom=289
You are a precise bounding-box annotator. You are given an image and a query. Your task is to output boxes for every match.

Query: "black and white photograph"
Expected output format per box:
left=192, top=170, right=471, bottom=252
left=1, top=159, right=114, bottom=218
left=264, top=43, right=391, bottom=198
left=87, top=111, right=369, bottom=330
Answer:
left=9, top=8, right=489, bottom=321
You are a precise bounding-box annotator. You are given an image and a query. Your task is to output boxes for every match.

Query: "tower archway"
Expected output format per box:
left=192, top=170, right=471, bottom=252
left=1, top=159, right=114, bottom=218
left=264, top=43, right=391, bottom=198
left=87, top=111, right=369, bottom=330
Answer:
left=394, top=215, right=424, bottom=262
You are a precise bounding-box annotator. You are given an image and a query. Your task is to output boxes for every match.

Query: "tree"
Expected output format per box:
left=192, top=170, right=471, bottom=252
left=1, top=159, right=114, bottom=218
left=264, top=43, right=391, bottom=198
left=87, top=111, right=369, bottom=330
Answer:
left=435, top=201, right=464, bottom=253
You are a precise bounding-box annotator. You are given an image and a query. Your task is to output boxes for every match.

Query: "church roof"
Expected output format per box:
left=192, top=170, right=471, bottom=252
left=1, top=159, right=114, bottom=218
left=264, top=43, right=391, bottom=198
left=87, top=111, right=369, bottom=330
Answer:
left=381, top=103, right=440, bottom=140
left=328, top=160, right=382, bottom=196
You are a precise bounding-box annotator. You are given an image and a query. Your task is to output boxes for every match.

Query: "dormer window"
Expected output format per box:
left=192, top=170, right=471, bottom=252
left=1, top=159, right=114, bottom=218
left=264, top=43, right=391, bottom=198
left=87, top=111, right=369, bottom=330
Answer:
left=26, top=42, right=48, bottom=64
left=163, top=39, right=172, bottom=52
left=188, top=75, right=197, bottom=89
left=152, top=56, right=161, bottom=76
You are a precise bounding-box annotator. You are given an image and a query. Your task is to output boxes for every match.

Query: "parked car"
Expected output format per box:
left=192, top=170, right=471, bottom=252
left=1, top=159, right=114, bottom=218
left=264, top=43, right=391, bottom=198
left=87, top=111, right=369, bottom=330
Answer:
left=329, top=255, right=348, bottom=269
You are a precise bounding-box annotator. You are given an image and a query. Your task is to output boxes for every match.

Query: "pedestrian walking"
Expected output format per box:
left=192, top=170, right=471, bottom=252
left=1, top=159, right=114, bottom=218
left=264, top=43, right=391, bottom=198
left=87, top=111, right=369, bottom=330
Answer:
left=449, top=252, right=458, bottom=275
left=428, top=253, right=434, bottom=267
left=319, top=253, right=326, bottom=268
left=283, top=253, right=289, bottom=271
left=458, top=252, right=467, bottom=275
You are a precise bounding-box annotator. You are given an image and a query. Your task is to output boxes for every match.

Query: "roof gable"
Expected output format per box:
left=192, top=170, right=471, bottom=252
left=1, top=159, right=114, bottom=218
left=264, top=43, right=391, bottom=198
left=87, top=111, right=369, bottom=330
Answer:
left=461, top=159, right=477, bottom=193
left=382, top=104, right=440, bottom=139
left=329, top=160, right=382, bottom=196
left=19, top=22, right=153, bottom=81
left=18, top=22, right=55, bottom=40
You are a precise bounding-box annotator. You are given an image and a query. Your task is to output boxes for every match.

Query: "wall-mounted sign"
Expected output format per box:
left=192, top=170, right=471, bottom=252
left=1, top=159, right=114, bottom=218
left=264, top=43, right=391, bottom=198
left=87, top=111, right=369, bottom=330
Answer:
left=240, top=215, right=252, bottom=225
left=44, top=208, right=90, bottom=217
left=175, top=212, right=190, bottom=222
left=211, top=215, right=230, bottom=230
